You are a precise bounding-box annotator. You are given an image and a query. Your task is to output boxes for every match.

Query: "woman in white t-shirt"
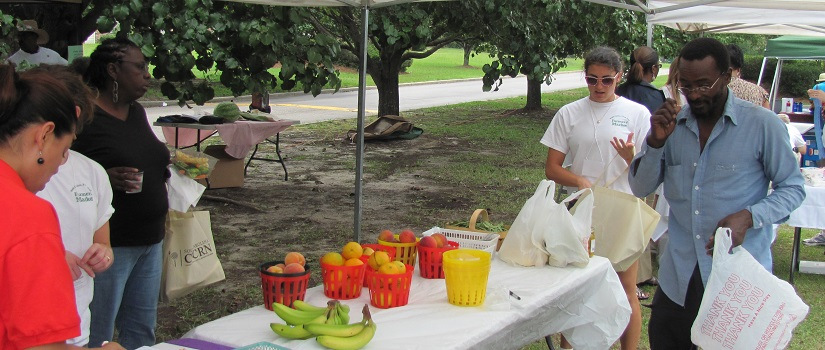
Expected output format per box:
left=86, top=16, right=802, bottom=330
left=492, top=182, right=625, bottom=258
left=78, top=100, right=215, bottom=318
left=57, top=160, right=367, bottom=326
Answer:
left=540, top=46, right=650, bottom=350
left=32, top=65, right=116, bottom=347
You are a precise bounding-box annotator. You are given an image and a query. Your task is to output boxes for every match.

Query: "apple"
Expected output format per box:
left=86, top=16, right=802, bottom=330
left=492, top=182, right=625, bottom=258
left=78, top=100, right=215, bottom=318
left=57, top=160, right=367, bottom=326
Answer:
left=399, top=230, right=416, bottom=243
left=419, top=236, right=438, bottom=248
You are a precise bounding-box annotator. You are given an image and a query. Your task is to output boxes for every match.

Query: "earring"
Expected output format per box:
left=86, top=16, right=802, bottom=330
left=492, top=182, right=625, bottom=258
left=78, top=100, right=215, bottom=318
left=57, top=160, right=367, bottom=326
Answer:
left=37, top=151, right=44, bottom=165
left=112, top=81, right=119, bottom=103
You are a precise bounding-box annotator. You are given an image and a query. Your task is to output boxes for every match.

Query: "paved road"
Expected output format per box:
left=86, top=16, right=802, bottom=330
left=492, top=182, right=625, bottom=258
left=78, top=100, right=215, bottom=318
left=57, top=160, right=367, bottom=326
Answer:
left=146, top=69, right=668, bottom=141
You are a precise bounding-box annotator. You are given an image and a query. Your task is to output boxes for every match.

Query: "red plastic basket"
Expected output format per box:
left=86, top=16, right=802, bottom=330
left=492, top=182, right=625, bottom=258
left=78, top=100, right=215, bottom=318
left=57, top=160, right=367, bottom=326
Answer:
left=359, top=244, right=397, bottom=287
left=417, top=241, right=459, bottom=279
left=365, top=264, right=414, bottom=309
left=378, top=235, right=419, bottom=265
left=321, top=262, right=367, bottom=299
left=259, top=261, right=310, bottom=310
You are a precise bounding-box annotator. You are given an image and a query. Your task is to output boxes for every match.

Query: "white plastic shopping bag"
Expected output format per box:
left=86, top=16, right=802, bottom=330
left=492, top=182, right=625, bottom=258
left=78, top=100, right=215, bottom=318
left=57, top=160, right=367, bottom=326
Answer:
left=691, top=228, right=809, bottom=349
left=534, top=187, right=593, bottom=268
left=498, top=180, right=553, bottom=266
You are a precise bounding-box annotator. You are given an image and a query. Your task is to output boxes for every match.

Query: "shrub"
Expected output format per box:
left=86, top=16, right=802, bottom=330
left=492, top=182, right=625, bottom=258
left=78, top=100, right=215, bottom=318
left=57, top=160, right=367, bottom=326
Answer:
left=742, top=55, right=824, bottom=97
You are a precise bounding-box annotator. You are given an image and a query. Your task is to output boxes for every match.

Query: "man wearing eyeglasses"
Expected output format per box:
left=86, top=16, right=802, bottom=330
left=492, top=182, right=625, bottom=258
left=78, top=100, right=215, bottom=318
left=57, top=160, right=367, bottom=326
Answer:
left=627, top=37, right=805, bottom=349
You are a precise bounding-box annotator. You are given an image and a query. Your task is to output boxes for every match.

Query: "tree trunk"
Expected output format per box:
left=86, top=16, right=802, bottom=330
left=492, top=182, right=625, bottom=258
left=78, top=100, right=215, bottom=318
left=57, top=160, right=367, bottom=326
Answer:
left=463, top=43, right=472, bottom=67
left=370, top=52, right=403, bottom=117
left=525, top=77, right=544, bottom=111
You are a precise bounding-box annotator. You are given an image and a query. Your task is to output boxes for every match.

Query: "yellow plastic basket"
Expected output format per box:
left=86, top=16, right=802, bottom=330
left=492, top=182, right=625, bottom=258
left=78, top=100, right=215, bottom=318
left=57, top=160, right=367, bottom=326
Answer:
left=442, top=249, right=492, bottom=306
left=378, top=234, right=419, bottom=265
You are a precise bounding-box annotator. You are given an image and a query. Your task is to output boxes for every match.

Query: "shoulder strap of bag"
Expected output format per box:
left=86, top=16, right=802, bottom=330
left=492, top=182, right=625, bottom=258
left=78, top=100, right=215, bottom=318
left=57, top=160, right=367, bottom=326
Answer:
left=593, top=152, right=631, bottom=188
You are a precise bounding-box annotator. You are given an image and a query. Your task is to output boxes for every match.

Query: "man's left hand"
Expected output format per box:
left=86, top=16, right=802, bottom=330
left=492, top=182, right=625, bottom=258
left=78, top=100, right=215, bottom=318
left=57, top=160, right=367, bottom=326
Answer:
left=706, top=209, right=753, bottom=254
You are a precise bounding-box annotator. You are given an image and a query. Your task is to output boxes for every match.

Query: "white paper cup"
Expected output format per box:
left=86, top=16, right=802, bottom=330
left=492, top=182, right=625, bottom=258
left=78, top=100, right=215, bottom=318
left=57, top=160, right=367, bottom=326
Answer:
left=125, top=171, right=144, bottom=194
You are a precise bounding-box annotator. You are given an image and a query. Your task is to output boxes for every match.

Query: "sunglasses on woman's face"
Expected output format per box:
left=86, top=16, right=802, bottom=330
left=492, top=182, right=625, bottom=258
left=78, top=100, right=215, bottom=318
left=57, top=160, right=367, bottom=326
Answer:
left=584, top=72, right=620, bottom=86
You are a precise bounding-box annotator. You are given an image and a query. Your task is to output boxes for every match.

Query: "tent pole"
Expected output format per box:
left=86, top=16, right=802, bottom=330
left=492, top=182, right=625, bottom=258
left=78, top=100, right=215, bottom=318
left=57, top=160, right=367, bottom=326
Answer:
left=757, top=57, right=767, bottom=86
left=353, top=5, right=369, bottom=242
left=646, top=17, right=653, bottom=47
left=770, top=60, right=783, bottom=112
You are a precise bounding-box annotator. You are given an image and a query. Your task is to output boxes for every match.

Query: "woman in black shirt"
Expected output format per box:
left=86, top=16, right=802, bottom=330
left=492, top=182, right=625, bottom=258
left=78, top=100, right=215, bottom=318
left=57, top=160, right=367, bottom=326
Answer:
left=73, top=38, right=169, bottom=349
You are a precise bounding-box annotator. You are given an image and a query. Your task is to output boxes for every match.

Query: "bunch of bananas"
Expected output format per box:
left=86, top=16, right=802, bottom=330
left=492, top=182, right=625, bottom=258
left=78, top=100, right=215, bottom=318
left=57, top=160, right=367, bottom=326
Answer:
left=173, top=150, right=209, bottom=179
left=270, top=300, right=377, bottom=350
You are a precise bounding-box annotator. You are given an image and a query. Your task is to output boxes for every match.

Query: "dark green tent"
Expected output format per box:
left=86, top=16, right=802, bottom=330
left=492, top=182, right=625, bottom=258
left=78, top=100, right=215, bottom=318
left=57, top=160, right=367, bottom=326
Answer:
left=758, top=36, right=825, bottom=112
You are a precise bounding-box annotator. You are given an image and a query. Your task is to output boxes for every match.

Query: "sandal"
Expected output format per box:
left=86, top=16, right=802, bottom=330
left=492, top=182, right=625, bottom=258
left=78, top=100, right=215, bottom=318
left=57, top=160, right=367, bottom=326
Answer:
left=639, top=276, right=659, bottom=286
left=636, top=286, right=650, bottom=300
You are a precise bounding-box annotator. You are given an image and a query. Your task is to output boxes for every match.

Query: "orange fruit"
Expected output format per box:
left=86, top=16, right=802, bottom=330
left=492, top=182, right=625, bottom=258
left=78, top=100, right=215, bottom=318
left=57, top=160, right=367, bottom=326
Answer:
left=342, top=242, right=363, bottom=260
left=344, top=258, right=364, bottom=266
left=362, top=247, right=375, bottom=256
left=368, top=251, right=391, bottom=271
left=321, top=252, right=344, bottom=266
left=378, top=262, right=400, bottom=274
left=391, top=261, right=406, bottom=273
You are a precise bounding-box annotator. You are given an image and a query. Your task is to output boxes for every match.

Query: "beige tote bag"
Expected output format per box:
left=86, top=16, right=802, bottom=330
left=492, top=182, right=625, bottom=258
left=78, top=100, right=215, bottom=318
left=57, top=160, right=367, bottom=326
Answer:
left=591, top=156, right=660, bottom=272
left=161, top=210, right=226, bottom=300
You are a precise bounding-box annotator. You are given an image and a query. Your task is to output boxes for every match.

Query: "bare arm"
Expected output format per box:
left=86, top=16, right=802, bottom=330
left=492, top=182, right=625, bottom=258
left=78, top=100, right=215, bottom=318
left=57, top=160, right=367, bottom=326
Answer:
left=81, top=222, right=113, bottom=277
left=545, top=148, right=592, bottom=189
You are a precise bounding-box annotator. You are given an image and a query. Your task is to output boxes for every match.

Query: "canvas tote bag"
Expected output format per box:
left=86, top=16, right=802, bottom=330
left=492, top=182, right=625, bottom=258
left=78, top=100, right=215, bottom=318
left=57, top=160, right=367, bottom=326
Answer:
left=161, top=210, right=226, bottom=300
left=691, top=228, right=809, bottom=349
left=591, top=156, right=660, bottom=272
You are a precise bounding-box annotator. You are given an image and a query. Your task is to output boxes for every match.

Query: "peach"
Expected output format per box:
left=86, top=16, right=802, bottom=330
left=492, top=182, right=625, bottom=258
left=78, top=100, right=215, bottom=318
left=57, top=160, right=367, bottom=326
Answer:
left=399, top=230, right=416, bottom=243
left=378, top=230, right=395, bottom=242
left=285, top=252, right=306, bottom=267
left=266, top=265, right=284, bottom=274
left=431, top=233, right=448, bottom=248
left=419, top=236, right=438, bottom=248
left=283, top=262, right=305, bottom=274
left=274, top=263, right=286, bottom=270
left=321, top=252, right=344, bottom=266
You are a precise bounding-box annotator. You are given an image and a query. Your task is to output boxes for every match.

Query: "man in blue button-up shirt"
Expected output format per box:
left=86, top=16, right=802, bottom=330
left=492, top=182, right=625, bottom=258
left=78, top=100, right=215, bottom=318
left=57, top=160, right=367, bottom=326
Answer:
left=628, top=38, right=805, bottom=349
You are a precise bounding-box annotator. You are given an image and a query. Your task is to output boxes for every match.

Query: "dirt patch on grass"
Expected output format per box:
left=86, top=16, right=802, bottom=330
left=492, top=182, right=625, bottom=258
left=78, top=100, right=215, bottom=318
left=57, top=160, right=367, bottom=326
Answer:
left=155, top=124, right=484, bottom=340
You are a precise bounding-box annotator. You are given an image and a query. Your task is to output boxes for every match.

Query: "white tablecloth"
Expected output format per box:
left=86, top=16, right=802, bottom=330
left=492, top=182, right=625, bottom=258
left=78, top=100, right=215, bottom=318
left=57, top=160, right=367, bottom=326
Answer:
left=787, top=185, right=825, bottom=229
left=184, top=256, right=630, bottom=350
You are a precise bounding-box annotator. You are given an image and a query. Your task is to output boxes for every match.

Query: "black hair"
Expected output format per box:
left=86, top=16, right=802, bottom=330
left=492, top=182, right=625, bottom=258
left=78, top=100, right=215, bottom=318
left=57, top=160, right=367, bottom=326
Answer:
left=626, top=46, right=659, bottom=84
left=584, top=46, right=623, bottom=74
left=726, top=44, right=744, bottom=70
left=83, top=37, right=140, bottom=91
left=27, top=64, right=95, bottom=133
left=680, top=38, right=730, bottom=74
left=0, top=65, right=77, bottom=144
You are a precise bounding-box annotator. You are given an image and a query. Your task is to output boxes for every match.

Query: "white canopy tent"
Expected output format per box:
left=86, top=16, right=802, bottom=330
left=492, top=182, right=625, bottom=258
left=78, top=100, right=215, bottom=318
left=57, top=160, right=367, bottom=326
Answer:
left=222, top=0, right=453, bottom=241
left=583, top=0, right=825, bottom=42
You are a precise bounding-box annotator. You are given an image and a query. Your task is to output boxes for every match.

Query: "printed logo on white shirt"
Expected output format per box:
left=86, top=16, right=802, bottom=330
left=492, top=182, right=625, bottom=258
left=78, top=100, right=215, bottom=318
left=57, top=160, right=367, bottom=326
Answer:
left=610, top=115, right=630, bottom=128
left=71, top=184, right=95, bottom=203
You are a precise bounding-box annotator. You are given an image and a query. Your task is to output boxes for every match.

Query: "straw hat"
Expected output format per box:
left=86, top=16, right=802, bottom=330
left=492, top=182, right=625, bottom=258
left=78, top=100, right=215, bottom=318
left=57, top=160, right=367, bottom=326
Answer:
left=817, top=73, right=825, bottom=83
left=17, top=20, right=49, bottom=45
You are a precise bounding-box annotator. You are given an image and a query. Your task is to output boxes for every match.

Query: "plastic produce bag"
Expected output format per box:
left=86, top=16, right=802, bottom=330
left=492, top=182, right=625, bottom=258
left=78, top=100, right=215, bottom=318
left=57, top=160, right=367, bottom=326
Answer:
left=498, top=180, right=553, bottom=267
left=691, top=228, right=809, bottom=350
left=534, top=187, right=593, bottom=268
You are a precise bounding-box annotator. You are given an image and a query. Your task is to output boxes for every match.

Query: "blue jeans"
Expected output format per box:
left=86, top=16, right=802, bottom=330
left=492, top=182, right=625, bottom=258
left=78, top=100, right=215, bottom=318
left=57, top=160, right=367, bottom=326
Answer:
left=89, top=242, right=163, bottom=349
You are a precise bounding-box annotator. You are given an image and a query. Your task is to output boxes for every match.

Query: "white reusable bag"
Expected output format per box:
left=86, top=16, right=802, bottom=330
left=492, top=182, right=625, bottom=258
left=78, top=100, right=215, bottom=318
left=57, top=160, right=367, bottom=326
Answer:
left=498, top=180, right=553, bottom=267
left=534, top=187, right=593, bottom=268
left=161, top=210, right=226, bottom=300
left=691, top=228, right=809, bottom=350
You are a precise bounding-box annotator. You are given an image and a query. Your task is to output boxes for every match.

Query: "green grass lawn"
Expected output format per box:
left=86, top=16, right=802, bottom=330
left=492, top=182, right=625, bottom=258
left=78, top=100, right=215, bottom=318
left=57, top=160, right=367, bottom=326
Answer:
left=83, top=43, right=590, bottom=99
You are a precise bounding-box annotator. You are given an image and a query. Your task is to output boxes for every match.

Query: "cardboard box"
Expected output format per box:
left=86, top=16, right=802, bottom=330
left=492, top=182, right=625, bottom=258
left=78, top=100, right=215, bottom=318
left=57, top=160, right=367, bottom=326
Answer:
left=196, top=145, right=244, bottom=189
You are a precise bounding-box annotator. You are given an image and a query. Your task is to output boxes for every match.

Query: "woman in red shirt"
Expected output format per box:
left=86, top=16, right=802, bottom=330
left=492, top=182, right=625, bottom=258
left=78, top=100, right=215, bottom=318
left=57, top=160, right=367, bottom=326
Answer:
left=0, top=65, right=123, bottom=350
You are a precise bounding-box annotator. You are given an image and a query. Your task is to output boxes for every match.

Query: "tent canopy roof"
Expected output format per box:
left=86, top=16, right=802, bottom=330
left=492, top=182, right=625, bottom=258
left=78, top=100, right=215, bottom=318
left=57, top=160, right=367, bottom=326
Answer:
left=764, top=36, right=825, bottom=59
left=220, top=0, right=450, bottom=8
left=584, top=0, right=825, bottom=36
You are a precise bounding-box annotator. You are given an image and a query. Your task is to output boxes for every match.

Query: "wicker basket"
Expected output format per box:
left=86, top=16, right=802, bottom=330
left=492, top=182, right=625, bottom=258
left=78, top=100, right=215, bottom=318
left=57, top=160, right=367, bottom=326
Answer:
left=444, top=209, right=508, bottom=251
